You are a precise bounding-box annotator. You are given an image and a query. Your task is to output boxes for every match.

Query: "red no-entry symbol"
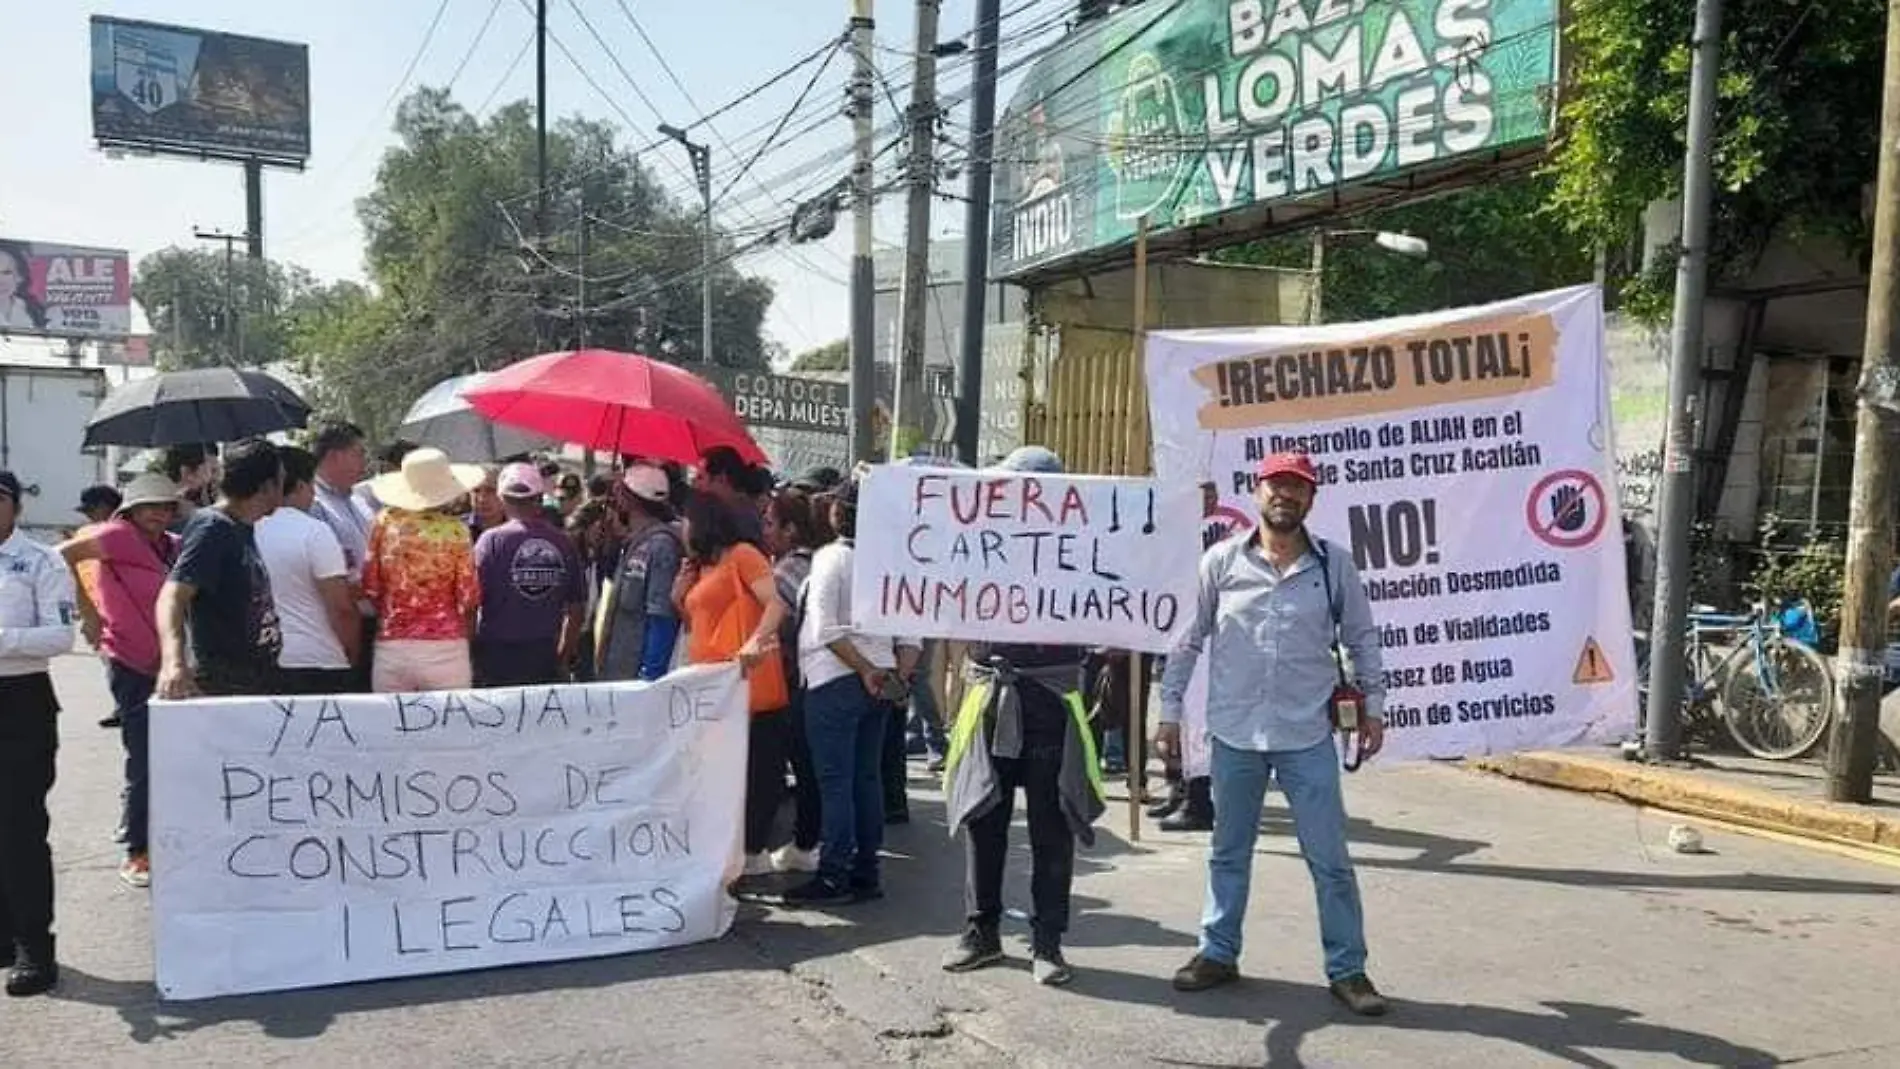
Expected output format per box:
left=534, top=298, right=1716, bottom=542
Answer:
left=1525, top=469, right=1607, bottom=548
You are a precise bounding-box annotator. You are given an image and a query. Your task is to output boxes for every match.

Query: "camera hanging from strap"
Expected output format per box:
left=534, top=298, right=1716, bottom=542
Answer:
left=1311, top=535, right=1368, bottom=773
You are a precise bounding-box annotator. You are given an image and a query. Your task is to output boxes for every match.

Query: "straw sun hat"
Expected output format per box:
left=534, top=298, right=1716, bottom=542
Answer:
left=368, top=447, right=487, bottom=511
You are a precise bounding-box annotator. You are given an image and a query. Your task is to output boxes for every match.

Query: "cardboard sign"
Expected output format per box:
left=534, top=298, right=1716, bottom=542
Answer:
left=851, top=464, right=1199, bottom=652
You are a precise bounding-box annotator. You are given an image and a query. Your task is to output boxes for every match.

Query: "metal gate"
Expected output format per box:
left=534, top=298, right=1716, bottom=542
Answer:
left=1021, top=261, right=1314, bottom=476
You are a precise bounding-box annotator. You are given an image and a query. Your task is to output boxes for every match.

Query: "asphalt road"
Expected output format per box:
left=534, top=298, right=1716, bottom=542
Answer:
left=5, top=656, right=1900, bottom=1067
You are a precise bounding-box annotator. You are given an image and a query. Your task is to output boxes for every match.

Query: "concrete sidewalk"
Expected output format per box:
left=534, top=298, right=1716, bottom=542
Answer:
left=1471, top=749, right=1900, bottom=856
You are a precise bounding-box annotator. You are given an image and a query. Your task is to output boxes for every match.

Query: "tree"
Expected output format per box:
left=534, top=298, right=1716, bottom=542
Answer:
left=1551, top=0, right=1885, bottom=316
left=790, top=339, right=847, bottom=373
left=298, top=88, right=776, bottom=437
left=1217, top=175, right=1594, bottom=323
left=134, top=247, right=315, bottom=370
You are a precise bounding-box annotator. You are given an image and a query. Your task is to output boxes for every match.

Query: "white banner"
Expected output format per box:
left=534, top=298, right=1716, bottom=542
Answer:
left=1146, top=286, right=1637, bottom=760
left=150, top=666, right=748, bottom=1001
left=851, top=464, right=1199, bottom=652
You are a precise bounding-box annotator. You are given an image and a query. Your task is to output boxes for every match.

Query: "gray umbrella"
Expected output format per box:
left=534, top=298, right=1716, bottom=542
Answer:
left=397, top=372, right=554, bottom=462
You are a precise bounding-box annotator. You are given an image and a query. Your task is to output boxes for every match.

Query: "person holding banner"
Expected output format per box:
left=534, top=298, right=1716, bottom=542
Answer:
left=941, top=446, right=1105, bottom=988
left=675, top=493, right=791, bottom=878
left=1157, top=451, right=1389, bottom=1017
left=155, top=440, right=285, bottom=700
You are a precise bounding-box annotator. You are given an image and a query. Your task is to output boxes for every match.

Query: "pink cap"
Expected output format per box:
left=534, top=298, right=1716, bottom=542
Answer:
left=497, top=462, right=545, bottom=499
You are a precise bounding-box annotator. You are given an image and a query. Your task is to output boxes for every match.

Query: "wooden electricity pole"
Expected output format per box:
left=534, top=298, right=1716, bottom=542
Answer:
left=1828, top=0, right=1900, bottom=802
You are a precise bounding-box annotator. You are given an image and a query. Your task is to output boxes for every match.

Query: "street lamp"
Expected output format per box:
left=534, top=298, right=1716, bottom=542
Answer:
left=659, top=123, right=714, bottom=364
left=1308, top=228, right=1431, bottom=323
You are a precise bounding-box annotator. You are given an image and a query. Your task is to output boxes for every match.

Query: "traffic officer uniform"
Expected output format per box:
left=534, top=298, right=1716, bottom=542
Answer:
left=0, top=471, right=78, bottom=996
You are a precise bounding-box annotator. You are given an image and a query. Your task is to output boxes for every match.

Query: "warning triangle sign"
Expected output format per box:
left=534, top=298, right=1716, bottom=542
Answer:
left=1573, top=637, right=1614, bottom=685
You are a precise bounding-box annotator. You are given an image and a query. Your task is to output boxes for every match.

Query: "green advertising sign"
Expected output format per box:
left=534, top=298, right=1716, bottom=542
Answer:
left=990, top=0, right=1560, bottom=279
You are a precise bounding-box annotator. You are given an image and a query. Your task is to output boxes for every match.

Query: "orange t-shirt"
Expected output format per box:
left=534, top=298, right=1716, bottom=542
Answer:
left=683, top=543, right=772, bottom=664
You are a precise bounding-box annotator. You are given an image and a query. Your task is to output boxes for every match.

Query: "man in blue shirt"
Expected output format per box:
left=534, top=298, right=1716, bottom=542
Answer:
left=1157, top=451, right=1389, bottom=1016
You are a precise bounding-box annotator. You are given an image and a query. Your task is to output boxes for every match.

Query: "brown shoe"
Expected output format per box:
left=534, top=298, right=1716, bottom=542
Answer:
left=1172, top=953, right=1239, bottom=992
left=1329, top=974, right=1389, bottom=1016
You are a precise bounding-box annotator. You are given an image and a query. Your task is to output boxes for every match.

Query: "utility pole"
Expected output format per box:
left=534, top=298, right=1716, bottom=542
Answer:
left=890, top=0, right=941, bottom=460
left=576, top=189, right=591, bottom=349
left=1308, top=229, right=1326, bottom=325
left=1643, top=0, right=1725, bottom=763
left=244, top=161, right=264, bottom=260
left=848, top=0, right=878, bottom=465
left=1828, top=0, right=1900, bottom=803
left=533, top=0, right=549, bottom=353
left=952, top=0, right=1001, bottom=467
left=661, top=124, right=715, bottom=364
left=193, top=227, right=251, bottom=364
left=535, top=0, right=549, bottom=240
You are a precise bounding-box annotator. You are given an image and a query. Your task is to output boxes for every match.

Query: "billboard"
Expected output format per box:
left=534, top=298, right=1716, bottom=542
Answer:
left=0, top=240, right=131, bottom=339
left=991, top=0, right=1560, bottom=279
left=704, top=368, right=850, bottom=435
left=90, top=17, right=311, bottom=163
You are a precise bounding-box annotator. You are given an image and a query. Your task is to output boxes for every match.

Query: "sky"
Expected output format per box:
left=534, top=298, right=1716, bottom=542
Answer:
left=0, top=0, right=1067, bottom=357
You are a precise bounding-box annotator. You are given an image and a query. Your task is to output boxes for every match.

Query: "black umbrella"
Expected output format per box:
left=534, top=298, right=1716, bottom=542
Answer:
left=83, top=368, right=313, bottom=448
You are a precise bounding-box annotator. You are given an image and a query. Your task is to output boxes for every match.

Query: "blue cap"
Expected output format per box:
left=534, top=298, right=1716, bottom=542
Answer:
left=994, top=445, right=1064, bottom=474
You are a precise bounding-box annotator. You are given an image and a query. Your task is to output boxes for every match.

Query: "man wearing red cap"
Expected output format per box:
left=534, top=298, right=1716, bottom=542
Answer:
left=1156, top=450, right=1390, bottom=1016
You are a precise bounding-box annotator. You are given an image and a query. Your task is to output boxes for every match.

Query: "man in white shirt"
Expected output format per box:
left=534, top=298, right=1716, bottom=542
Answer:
left=0, top=470, right=77, bottom=997
left=256, top=447, right=361, bottom=694
left=784, top=478, right=920, bottom=907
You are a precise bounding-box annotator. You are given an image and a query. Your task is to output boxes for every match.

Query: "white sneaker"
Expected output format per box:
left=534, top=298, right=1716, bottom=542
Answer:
left=742, top=852, right=774, bottom=877
left=771, top=845, right=820, bottom=873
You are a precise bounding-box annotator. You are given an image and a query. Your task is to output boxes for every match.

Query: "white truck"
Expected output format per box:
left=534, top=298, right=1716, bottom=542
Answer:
left=0, top=363, right=110, bottom=541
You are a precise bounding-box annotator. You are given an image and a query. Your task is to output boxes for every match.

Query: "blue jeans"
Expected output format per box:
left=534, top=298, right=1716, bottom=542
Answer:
left=905, top=642, right=946, bottom=757
left=1202, top=735, right=1367, bottom=982
left=803, top=676, right=887, bottom=890
left=108, top=660, right=155, bottom=856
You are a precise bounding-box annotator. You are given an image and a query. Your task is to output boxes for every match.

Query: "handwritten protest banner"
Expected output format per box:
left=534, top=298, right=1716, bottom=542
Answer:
left=149, top=665, right=747, bottom=1000
left=850, top=465, right=1199, bottom=652
left=1146, top=285, right=1637, bottom=760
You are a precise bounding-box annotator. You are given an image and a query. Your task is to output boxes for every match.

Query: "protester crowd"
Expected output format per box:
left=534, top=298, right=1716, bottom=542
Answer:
left=0, top=431, right=1390, bottom=1021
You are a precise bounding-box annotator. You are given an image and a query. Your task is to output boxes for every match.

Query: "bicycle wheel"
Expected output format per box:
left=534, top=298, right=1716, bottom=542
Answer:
left=1720, top=637, right=1835, bottom=760
left=1632, top=634, right=1724, bottom=756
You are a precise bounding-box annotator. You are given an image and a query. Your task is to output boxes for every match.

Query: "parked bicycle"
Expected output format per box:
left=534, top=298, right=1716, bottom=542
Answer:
left=1626, top=601, right=1834, bottom=761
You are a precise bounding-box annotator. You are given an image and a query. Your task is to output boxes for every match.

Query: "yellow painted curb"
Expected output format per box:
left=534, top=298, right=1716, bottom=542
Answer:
left=1468, top=752, right=1900, bottom=859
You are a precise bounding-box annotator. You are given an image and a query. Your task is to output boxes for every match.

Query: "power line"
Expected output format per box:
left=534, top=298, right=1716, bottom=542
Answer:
left=496, top=26, right=848, bottom=208
left=679, top=34, right=846, bottom=135
left=714, top=44, right=844, bottom=205
left=608, top=4, right=853, bottom=281
left=476, top=30, right=538, bottom=114
left=447, top=0, right=509, bottom=91
left=565, top=0, right=674, bottom=130
left=277, top=0, right=456, bottom=247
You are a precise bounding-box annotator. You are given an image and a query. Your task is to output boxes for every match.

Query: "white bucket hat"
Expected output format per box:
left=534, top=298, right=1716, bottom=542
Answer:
left=116, top=473, right=183, bottom=513
left=368, top=447, right=487, bottom=511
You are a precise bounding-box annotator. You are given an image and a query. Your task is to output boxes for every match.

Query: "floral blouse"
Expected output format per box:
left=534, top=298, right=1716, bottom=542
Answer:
left=363, top=509, right=481, bottom=641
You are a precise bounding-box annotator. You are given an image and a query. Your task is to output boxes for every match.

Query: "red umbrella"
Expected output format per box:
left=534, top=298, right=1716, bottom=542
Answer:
left=462, top=349, right=768, bottom=466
